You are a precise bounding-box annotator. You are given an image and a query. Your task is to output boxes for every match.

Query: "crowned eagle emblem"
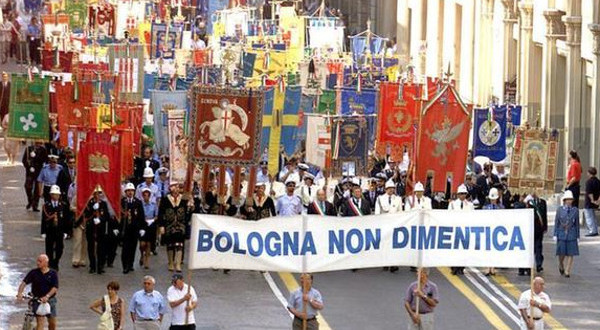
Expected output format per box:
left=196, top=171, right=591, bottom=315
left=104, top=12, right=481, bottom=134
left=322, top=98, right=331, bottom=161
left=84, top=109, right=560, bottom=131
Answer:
left=426, top=117, right=466, bottom=165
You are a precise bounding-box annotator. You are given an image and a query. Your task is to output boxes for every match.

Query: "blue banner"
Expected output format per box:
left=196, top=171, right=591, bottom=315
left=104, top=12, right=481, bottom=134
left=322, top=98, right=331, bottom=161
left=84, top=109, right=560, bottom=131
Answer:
left=151, top=90, right=188, bottom=155
left=332, top=117, right=369, bottom=176
left=474, top=107, right=507, bottom=161
left=207, top=0, right=229, bottom=34
left=261, top=87, right=274, bottom=155
left=340, top=88, right=377, bottom=149
left=281, top=86, right=303, bottom=155
left=509, top=105, right=522, bottom=127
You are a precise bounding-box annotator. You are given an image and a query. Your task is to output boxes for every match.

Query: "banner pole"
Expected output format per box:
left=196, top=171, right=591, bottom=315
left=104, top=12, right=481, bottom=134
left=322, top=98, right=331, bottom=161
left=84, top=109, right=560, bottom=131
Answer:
left=185, top=269, right=192, bottom=325
left=301, top=214, right=309, bottom=330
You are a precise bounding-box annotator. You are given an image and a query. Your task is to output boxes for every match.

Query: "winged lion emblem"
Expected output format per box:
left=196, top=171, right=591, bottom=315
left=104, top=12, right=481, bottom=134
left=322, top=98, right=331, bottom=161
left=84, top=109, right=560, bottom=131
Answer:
left=426, top=117, right=466, bottom=165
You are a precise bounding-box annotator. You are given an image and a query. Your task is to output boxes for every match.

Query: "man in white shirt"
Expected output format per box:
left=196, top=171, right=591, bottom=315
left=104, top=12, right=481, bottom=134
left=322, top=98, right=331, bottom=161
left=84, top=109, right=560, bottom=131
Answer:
left=518, top=277, right=551, bottom=330
left=375, top=180, right=403, bottom=214
left=276, top=179, right=303, bottom=216
left=297, top=173, right=318, bottom=208
left=404, top=182, right=432, bottom=210
left=167, top=273, right=198, bottom=330
left=448, top=184, right=474, bottom=275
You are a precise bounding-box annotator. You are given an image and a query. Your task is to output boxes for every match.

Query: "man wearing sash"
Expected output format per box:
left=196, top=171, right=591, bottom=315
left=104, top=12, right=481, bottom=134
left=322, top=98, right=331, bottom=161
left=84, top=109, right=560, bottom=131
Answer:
left=404, top=182, right=432, bottom=211
left=307, top=189, right=337, bottom=216
left=341, top=183, right=371, bottom=217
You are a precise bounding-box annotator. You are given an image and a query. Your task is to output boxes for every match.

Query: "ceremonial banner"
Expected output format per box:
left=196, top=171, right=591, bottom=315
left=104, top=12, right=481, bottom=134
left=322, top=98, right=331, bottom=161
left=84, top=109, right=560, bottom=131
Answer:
left=41, top=50, right=73, bottom=72
left=168, top=110, right=188, bottom=183
left=7, top=75, right=50, bottom=141
left=307, top=17, right=344, bottom=53
left=508, top=128, right=560, bottom=196
left=417, top=84, right=472, bottom=193
left=340, top=88, right=377, bottom=148
left=305, top=116, right=331, bottom=168
left=115, top=0, right=146, bottom=39
left=206, top=0, right=230, bottom=34
left=474, top=107, right=507, bottom=162
left=118, top=129, right=134, bottom=177
left=108, top=44, right=144, bottom=103
left=331, top=117, right=368, bottom=176
left=376, top=82, right=419, bottom=161
left=65, top=0, right=87, bottom=32
left=41, top=14, right=69, bottom=51
left=88, top=3, right=116, bottom=37
left=151, top=90, right=188, bottom=154
left=151, top=23, right=183, bottom=59
left=260, top=87, right=274, bottom=163
left=299, top=60, right=328, bottom=95
left=76, top=130, right=122, bottom=218
left=316, top=89, right=336, bottom=114
left=190, top=86, right=264, bottom=166
left=189, top=209, right=534, bottom=272
left=113, top=103, right=144, bottom=155
left=279, top=7, right=305, bottom=69
left=262, top=86, right=301, bottom=173
left=55, top=81, right=93, bottom=147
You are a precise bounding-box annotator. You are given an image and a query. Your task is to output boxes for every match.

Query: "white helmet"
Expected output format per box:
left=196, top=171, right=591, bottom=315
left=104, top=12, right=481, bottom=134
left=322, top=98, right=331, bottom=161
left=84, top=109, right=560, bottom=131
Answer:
left=562, top=190, right=574, bottom=201
left=414, top=182, right=424, bottom=192
left=143, top=167, right=154, bottom=178
left=457, top=184, right=468, bottom=194
left=49, top=185, right=61, bottom=195
left=488, top=188, right=499, bottom=200
left=385, top=180, right=396, bottom=189
left=124, top=183, right=135, bottom=191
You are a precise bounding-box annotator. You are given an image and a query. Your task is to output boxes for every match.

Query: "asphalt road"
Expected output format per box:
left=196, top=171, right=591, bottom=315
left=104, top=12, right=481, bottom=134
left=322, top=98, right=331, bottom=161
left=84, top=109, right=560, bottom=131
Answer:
left=1, top=147, right=600, bottom=329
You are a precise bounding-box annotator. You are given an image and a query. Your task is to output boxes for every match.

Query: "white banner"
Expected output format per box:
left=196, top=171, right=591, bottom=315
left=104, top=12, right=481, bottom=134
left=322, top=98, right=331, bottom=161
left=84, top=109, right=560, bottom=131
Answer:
left=188, top=209, right=534, bottom=272
left=305, top=116, right=330, bottom=168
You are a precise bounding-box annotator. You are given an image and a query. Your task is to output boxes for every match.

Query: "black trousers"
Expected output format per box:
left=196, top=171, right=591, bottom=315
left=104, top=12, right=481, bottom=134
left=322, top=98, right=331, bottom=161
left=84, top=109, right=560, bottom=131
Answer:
left=121, top=235, right=138, bottom=270
left=28, top=38, right=40, bottom=64
left=105, top=234, right=119, bottom=266
left=45, top=232, right=64, bottom=270
left=87, top=235, right=106, bottom=272
left=567, top=183, right=580, bottom=208
left=24, top=175, right=40, bottom=209
left=534, top=236, right=544, bottom=269
left=170, top=325, right=196, bottom=330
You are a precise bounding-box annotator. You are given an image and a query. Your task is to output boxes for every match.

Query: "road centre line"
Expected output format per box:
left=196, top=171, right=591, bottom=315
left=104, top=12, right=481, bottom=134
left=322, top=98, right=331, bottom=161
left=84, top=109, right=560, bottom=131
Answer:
left=468, top=268, right=521, bottom=312
left=462, top=270, right=522, bottom=326
left=277, top=272, right=332, bottom=330
left=491, top=274, right=568, bottom=330
left=437, top=267, right=512, bottom=330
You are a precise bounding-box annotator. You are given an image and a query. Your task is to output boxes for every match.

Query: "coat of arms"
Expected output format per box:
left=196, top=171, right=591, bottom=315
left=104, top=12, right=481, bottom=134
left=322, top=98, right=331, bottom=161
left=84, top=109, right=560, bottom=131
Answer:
left=197, top=98, right=251, bottom=157
left=89, top=152, right=110, bottom=173
left=426, top=116, right=466, bottom=166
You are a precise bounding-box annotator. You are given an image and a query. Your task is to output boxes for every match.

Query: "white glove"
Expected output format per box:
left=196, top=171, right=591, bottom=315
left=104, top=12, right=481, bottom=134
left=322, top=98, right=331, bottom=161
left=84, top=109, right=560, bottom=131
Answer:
left=63, top=233, right=68, bottom=239
left=553, top=236, right=557, bottom=242
left=145, top=219, right=154, bottom=226
left=343, top=190, right=350, bottom=198
left=113, top=229, right=119, bottom=236
left=139, top=230, right=146, bottom=237
left=93, top=203, right=99, bottom=210
left=93, top=217, right=100, bottom=225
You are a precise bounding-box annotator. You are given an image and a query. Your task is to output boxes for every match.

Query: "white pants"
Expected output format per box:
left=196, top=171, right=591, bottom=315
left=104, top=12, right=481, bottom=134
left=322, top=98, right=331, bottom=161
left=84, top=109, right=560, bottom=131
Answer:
left=407, top=313, right=434, bottom=330
left=71, top=226, right=88, bottom=265
left=520, top=319, right=544, bottom=330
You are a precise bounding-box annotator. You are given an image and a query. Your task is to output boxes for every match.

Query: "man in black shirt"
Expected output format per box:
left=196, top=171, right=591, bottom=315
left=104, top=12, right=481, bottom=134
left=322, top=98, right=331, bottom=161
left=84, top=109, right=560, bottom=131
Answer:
left=17, top=254, right=59, bottom=330
left=584, top=167, right=600, bottom=236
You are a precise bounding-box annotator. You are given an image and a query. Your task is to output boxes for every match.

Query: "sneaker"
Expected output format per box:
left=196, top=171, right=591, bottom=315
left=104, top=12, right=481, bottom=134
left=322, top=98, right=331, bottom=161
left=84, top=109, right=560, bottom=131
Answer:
left=584, top=233, right=598, bottom=237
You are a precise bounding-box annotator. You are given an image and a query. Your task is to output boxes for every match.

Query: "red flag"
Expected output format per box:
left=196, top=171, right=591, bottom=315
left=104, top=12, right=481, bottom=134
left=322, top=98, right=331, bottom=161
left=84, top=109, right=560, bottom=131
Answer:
left=55, top=82, right=93, bottom=147
left=376, top=82, right=419, bottom=161
left=77, top=130, right=122, bottom=218
left=118, top=129, right=134, bottom=178
left=416, top=84, right=472, bottom=193
left=114, top=103, right=143, bottom=155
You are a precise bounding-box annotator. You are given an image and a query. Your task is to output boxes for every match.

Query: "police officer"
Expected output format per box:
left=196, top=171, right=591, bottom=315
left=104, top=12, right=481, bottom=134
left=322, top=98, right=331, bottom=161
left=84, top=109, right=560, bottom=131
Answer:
left=133, top=147, right=160, bottom=185
left=297, top=173, right=318, bottom=209
left=84, top=188, right=110, bottom=274
left=276, top=179, right=303, bottom=216
left=42, top=185, right=70, bottom=271
left=22, top=141, right=47, bottom=212
left=448, top=184, right=474, bottom=275
left=404, top=182, right=433, bottom=210
left=120, top=183, right=145, bottom=274
left=375, top=180, right=403, bottom=214
left=37, top=154, right=63, bottom=235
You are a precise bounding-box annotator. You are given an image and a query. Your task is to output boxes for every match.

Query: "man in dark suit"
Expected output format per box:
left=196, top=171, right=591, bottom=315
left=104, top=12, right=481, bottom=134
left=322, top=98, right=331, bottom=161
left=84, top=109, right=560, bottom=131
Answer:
left=120, top=183, right=145, bottom=274
left=307, top=189, right=337, bottom=216
left=341, top=185, right=371, bottom=217
left=476, top=162, right=499, bottom=206
left=362, top=179, right=380, bottom=214
left=133, top=147, right=160, bottom=185
left=530, top=193, right=548, bottom=273
left=22, top=142, right=48, bottom=211
left=42, top=185, right=71, bottom=270
left=0, top=72, right=10, bottom=120
left=56, top=156, right=75, bottom=203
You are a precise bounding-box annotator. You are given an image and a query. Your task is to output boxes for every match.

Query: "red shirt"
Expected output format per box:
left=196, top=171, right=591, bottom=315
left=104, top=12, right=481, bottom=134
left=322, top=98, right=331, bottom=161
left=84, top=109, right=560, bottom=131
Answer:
left=567, top=160, right=582, bottom=183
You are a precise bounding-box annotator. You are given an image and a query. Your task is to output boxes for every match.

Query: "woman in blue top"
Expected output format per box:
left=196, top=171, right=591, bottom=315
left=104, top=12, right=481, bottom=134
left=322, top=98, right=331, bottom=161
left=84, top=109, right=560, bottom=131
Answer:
left=554, top=190, right=580, bottom=278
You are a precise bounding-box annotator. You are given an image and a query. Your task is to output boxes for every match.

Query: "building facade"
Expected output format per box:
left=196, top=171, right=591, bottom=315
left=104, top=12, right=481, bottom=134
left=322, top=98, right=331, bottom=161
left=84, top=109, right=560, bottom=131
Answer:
left=375, top=0, right=600, bottom=187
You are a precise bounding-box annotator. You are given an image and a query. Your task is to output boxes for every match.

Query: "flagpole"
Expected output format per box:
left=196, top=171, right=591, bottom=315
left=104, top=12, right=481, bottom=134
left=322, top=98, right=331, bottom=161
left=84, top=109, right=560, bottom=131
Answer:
left=184, top=268, right=193, bottom=325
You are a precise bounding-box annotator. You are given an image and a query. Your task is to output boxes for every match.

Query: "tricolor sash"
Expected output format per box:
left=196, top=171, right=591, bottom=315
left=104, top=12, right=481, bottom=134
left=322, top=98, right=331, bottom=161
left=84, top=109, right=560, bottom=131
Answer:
left=348, top=199, right=363, bottom=216
left=312, top=201, right=325, bottom=216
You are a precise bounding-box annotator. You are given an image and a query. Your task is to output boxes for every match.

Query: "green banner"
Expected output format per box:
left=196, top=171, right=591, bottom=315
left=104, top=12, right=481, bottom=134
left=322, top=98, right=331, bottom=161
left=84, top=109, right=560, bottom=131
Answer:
left=7, top=75, right=50, bottom=141
left=64, top=0, right=87, bottom=32
left=317, top=89, right=336, bottom=114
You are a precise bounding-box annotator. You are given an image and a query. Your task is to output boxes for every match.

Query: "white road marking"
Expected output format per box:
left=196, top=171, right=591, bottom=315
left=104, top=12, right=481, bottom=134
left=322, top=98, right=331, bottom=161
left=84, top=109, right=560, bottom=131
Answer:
left=263, top=271, right=293, bottom=318
left=463, top=269, right=522, bottom=326
left=469, top=268, right=521, bottom=311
